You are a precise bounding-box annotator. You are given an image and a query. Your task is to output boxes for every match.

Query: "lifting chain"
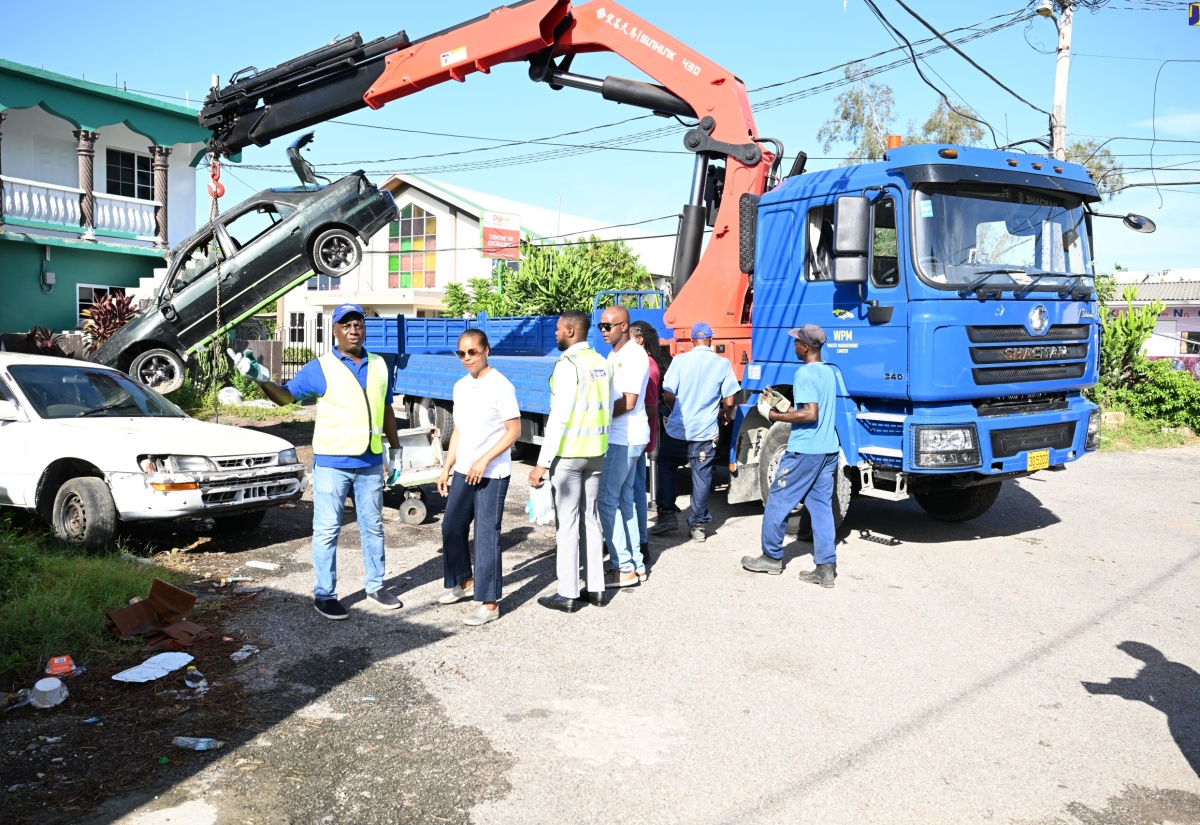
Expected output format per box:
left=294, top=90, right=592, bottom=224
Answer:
left=206, top=154, right=225, bottom=423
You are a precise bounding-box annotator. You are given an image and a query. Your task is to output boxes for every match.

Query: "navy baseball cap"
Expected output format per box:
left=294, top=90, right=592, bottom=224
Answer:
left=691, top=322, right=714, bottom=339
left=332, top=303, right=365, bottom=323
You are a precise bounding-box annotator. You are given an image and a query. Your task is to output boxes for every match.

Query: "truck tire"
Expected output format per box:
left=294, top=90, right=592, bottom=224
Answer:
left=915, top=482, right=1003, bottom=522
left=129, top=348, right=185, bottom=394
left=758, top=423, right=850, bottom=528
left=311, top=227, right=362, bottom=277
left=52, top=477, right=117, bottom=550
left=212, top=509, right=268, bottom=534
left=411, top=398, right=453, bottom=448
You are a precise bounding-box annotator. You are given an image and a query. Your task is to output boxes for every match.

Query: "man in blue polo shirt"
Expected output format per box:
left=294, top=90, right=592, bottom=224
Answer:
left=742, top=324, right=841, bottom=587
left=231, top=303, right=403, bottom=619
left=650, top=322, right=741, bottom=543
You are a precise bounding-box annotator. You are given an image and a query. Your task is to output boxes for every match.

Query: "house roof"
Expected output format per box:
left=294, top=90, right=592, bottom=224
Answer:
left=0, top=58, right=210, bottom=159
left=1125, top=281, right=1200, bottom=303
left=382, top=173, right=676, bottom=276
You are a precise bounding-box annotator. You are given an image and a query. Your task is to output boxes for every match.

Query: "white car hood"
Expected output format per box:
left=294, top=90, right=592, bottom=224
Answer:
left=50, top=417, right=294, bottom=457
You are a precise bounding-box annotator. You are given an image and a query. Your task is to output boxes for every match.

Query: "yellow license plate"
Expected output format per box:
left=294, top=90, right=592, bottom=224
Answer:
left=1026, top=449, right=1050, bottom=471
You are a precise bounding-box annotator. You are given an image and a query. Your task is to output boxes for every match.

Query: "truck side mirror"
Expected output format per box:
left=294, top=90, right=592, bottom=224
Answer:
left=834, top=256, right=868, bottom=285
left=833, top=195, right=870, bottom=256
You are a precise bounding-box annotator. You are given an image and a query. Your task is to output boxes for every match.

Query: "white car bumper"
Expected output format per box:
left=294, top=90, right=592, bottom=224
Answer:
left=107, top=463, right=308, bottom=521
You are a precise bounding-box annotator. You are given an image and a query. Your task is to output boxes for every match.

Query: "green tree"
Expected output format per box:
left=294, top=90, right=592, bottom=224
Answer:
left=817, top=63, right=895, bottom=165
left=1065, top=140, right=1125, bottom=200
left=904, top=100, right=985, bottom=147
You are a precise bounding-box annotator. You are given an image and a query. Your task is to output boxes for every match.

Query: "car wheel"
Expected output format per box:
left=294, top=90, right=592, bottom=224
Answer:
left=212, top=509, right=269, bottom=534
left=311, top=228, right=362, bottom=277
left=52, top=477, right=117, bottom=550
left=129, top=348, right=185, bottom=394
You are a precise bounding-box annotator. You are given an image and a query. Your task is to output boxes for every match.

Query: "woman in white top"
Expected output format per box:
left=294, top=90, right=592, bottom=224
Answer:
left=436, top=329, right=521, bottom=625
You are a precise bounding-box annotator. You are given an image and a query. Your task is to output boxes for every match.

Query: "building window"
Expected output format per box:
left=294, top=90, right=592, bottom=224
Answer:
left=288, top=312, right=304, bottom=344
left=1182, top=331, right=1200, bottom=355
left=306, top=273, right=340, bottom=291
left=77, top=284, right=126, bottom=325
left=388, top=203, right=437, bottom=289
left=105, top=149, right=154, bottom=201
left=315, top=312, right=324, bottom=345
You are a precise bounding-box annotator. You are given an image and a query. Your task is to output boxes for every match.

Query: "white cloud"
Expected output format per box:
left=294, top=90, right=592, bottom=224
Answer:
left=1132, top=112, right=1200, bottom=138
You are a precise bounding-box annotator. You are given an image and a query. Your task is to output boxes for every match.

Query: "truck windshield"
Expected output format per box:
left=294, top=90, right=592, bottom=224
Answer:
left=9, top=365, right=185, bottom=420
left=911, top=184, right=1094, bottom=294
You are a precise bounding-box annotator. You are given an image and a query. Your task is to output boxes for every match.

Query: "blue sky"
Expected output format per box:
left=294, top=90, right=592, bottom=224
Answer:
left=6, top=0, right=1197, bottom=273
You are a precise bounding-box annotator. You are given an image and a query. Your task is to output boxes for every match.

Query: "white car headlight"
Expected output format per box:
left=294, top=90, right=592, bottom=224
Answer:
left=171, top=455, right=217, bottom=472
left=912, top=425, right=981, bottom=469
left=279, top=448, right=299, bottom=465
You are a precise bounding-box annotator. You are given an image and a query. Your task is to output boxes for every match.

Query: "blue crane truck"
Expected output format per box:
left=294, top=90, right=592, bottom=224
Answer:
left=367, top=143, right=1110, bottom=524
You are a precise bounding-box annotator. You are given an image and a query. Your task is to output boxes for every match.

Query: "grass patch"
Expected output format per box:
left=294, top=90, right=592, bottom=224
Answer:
left=0, top=517, right=173, bottom=681
left=1099, top=414, right=1199, bottom=452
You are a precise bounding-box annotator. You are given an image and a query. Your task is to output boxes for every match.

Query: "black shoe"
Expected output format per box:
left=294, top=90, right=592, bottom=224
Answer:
left=367, top=588, right=402, bottom=610
left=538, top=593, right=584, bottom=613
left=640, top=543, right=652, bottom=568
left=314, top=598, right=349, bottom=620
left=583, top=590, right=605, bottom=607
left=649, top=513, right=678, bottom=535
left=798, top=563, right=836, bottom=588
left=741, top=554, right=784, bottom=575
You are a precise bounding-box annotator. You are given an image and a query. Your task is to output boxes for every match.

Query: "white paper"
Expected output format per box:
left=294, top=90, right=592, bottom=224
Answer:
left=111, top=652, right=194, bottom=683
left=245, top=561, right=280, bottom=571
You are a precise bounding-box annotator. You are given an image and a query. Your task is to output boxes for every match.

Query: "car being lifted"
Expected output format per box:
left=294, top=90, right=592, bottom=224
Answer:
left=90, top=134, right=397, bottom=393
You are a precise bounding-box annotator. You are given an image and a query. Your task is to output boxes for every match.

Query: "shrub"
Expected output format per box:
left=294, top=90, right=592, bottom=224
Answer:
left=282, top=346, right=315, bottom=364
left=231, top=371, right=266, bottom=401
left=1110, top=359, right=1200, bottom=433
left=80, top=293, right=137, bottom=353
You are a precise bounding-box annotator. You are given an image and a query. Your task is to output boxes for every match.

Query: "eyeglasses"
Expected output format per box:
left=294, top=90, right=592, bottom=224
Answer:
left=456, top=348, right=484, bottom=359
left=597, top=321, right=627, bottom=332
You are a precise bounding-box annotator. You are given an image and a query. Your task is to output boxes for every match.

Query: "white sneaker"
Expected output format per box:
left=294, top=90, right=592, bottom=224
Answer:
left=438, top=583, right=474, bottom=604
left=464, top=605, right=499, bottom=626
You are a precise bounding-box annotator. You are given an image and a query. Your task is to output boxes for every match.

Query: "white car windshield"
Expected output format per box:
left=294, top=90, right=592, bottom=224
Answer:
left=912, top=184, right=1094, bottom=294
left=9, top=365, right=185, bottom=419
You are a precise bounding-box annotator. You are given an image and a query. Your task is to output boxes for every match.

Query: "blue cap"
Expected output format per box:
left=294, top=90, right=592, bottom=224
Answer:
left=691, top=322, right=713, bottom=339
left=332, top=303, right=365, bottom=323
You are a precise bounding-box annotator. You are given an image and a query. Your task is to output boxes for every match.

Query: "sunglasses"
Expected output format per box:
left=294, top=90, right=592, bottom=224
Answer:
left=597, top=321, right=627, bottom=332
left=456, top=347, right=484, bottom=359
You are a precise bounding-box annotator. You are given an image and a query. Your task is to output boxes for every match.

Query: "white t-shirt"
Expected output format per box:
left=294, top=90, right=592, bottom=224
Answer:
left=451, top=368, right=521, bottom=479
left=607, top=341, right=650, bottom=447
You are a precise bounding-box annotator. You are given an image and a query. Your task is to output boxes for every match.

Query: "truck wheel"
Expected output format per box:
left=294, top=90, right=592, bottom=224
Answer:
left=915, top=482, right=1003, bottom=522
left=311, top=228, right=361, bottom=277
left=129, top=349, right=185, bottom=394
left=411, top=398, right=453, bottom=448
left=212, top=509, right=268, bottom=533
left=758, top=423, right=850, bottom=528
left=52, top=477, right=117, bottom=550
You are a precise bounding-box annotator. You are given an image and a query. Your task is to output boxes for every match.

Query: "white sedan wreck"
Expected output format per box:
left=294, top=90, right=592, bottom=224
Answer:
left=0, top=353, right=307, bottom=549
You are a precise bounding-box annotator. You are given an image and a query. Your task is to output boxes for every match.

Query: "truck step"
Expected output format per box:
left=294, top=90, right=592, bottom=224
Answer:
left=856, top=462, right=909, bottom=501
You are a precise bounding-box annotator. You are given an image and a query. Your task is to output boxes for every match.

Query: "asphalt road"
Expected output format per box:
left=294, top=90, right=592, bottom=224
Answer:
left=85, top=444, right=1200, bottom=825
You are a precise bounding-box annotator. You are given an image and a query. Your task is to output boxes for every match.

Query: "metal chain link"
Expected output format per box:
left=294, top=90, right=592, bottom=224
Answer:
left=207, top=155, right=222, bottom=424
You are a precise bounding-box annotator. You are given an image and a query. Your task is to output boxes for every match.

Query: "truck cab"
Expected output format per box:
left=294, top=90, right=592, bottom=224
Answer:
left=734, top=145, right=1102, bottom=521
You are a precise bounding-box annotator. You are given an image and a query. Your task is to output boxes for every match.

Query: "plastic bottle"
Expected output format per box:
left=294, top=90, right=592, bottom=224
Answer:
left=183, top=666, right=208, bottom=690
left=171, top=736, right=224, bottom=751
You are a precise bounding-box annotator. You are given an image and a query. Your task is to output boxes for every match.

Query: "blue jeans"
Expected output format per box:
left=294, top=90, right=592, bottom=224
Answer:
left=761, top=451, right=839, bottom=564
left=634, top=453, right=648, bottom=547
left=441, top=472, right=510, bottom=603
left=655, top=431, right=717, bottom=527
left=311, top=465, right=386, bottom=600
left=598, top=442, right=646, bottom=574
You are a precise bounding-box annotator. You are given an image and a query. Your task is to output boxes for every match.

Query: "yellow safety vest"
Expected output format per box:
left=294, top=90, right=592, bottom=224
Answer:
left=312, top=352, right=388, bottom=456
left=550, top=346, right=611, bottom=458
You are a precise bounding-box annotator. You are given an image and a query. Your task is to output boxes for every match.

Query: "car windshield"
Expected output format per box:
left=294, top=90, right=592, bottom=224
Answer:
left=911, top=184, right=1094, bottom=293
left=8, top=365, right=185, bottom=419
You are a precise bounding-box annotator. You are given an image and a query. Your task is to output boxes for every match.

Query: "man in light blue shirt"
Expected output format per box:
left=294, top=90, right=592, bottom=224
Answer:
left=742, top=324, right=841, bottom=587
left=651, top=322, right=741, bottom=542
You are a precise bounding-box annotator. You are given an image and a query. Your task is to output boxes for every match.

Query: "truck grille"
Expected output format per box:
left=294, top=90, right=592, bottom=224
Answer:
left=968, top=324, right=1090, bottom=386
left=973, top=393, right=1068, bottom=417
left=990, top=423, right=1076, bottom=457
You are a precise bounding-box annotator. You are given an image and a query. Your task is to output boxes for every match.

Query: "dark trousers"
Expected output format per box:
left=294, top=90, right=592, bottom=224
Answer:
left=442, top=472, right=510, bottom=603
left=655, top=431, right=718, bottom=527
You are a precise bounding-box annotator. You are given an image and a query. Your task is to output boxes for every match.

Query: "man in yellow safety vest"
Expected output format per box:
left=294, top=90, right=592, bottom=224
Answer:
left=529, top=310, right=612, bottom=613
left=234, top=303, right=403, bottom=620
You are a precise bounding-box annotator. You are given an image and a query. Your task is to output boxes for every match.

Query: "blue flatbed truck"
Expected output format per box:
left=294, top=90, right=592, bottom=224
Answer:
left=368, top=144, right=1111, bottom=524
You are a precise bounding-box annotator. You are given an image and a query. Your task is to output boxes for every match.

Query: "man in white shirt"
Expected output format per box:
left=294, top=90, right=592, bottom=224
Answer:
left=529, top=310, right=612, bottom=613
left=595, top=306, right=651, bottom=589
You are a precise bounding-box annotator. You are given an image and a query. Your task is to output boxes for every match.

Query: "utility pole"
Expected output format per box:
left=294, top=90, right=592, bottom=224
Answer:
left=1039, top=0, right=1074, bottom=161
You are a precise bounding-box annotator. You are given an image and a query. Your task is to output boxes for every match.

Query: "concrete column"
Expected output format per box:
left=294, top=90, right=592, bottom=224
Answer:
left=149, top=145, right=171, bottom=248
left=73, top=129, right=99, bottom=240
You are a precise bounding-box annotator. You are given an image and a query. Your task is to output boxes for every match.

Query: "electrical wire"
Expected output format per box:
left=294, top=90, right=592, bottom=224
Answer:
left=1149, top=59, right=1200, bottom=207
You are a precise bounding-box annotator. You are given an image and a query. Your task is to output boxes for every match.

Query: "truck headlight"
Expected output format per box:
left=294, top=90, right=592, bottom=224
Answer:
left=912, top=425, right=981, bottom=469
left=1085, top=409, right=1101, bottom=450
left=279, top=448, right=299, bottom=465
left=171, top=455, right=217, bottom=472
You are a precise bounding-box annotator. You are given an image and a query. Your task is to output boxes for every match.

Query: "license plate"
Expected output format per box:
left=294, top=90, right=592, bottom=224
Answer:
left=1026, top=449, right=1050, bottom=471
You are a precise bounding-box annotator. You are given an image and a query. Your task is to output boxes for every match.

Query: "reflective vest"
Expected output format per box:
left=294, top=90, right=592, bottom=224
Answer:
left=312, top=352, right=388, bottom=456
left=550, top=346, right=611, bottom=458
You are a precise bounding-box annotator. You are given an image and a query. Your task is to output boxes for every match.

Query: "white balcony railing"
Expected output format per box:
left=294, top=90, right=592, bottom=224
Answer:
left=0, top=175, right=83, bottom=230
left=93, top=191, right=159, bottom=240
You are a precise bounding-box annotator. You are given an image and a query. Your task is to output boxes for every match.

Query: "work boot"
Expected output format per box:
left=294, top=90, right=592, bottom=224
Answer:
left=798, top=563, right=836, bottom=588
left=649, top=512, right=678, bottom=535
left=741, top=554, right=784, bottom=575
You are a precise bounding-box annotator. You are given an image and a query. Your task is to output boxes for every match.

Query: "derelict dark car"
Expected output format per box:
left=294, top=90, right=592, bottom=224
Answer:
left=91, top=170, right=396, bottom=392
